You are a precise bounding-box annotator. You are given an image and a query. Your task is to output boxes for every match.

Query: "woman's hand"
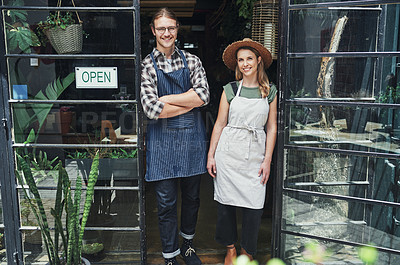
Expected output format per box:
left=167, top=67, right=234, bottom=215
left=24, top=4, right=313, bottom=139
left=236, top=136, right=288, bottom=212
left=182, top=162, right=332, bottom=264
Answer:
left=207, top=156, right=217, bottom=178
left=258, top=160, right=271, bottom=185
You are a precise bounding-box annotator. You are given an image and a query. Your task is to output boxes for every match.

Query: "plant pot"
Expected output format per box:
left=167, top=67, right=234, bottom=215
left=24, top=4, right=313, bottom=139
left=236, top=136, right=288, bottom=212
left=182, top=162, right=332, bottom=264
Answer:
left=46, top=24, right=83, bottom=54
left=60, top=111, right=74, bottom=134
left=111, top=158, right=138, bottom=180
left=82, top=238, right=105, bottom=262
left=46, top=257, right=90, bottom=265
left=23, top=230, right=42, bottom=254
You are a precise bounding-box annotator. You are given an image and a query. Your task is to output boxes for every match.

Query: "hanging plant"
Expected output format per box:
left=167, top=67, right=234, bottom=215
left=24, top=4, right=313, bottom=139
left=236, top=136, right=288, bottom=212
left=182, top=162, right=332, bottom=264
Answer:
left=236, top=0, right=256, bottom=19
left=5, top=0, right=40, bottom=53
left=36, top=0, right=85, bottom=54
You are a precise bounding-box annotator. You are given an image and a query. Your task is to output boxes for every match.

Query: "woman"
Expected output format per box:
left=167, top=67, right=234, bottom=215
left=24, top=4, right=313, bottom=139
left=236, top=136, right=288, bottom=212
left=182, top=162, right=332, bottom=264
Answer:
left=207, top=38, right=277, bottom=265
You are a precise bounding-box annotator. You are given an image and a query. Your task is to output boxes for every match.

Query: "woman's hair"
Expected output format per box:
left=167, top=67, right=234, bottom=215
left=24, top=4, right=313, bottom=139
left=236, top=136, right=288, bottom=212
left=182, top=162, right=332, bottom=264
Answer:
left=234, top=46, right=270, bottom=98
left=150, top=7, right=180, bottom=28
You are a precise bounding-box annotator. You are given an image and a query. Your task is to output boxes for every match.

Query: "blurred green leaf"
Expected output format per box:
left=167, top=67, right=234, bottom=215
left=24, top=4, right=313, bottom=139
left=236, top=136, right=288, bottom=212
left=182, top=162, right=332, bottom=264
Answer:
left=266, top=258, right=285, bottom=265
left=358, top=245, right=378, bottom=264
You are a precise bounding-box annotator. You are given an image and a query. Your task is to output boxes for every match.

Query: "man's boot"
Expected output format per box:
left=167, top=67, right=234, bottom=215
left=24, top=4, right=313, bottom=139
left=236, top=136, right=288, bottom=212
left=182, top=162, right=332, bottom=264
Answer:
left=165, top=257, right=180, bottom=265
left=224, top=245, right=236, bottom=265
left=180, top=238, right=202, bottom=265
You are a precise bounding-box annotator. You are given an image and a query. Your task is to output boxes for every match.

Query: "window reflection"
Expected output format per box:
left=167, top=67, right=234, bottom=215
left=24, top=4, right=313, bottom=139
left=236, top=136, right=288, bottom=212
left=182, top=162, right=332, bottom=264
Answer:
left=3, top=10, right=134, bottom=55
left=283, top=233, right=400, bottom=264
left=285, top=149, right=400, bottom=202
left=289, top=9, right=379, bottom=53
left=288, top=57, right=379, bottom=100
left=287, top=105, right=400, bottom=154
left=283, top=193, right=400, bottom=255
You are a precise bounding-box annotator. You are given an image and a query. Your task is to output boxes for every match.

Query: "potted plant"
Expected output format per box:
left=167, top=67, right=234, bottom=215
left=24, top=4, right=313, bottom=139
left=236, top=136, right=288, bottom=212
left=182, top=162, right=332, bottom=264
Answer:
left=15, top=150, right=101, bottom=264
left=65, top=148, right=137, bottom=254
left=59, top=106, right=75, bottom=134
left=13, top=73, right=75, bottom=144
left=5, top=0, right=40, bottom=54
left=20, top=198, right=43, bottom=253
left=81, top=241, right=105, bottom=262
left=36, top=0, right=84, bottom=54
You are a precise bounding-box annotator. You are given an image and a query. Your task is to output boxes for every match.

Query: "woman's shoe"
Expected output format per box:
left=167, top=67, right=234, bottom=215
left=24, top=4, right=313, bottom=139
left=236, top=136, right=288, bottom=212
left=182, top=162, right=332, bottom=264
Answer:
left=224, top=245, right=237, bottom=265
left=240, top=248, right=253, bottom=261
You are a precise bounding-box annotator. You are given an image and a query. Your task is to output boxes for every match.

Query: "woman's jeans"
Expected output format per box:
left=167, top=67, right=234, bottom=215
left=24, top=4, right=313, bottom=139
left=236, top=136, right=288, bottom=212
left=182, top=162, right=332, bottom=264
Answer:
left=154, top=175, right=201, bottom=258
left=215, top=202, right=263, bottom=257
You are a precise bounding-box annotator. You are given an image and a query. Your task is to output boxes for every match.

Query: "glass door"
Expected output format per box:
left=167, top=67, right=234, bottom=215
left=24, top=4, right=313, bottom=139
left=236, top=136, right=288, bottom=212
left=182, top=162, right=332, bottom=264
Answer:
left=274, top=0, right=400, bottom=264
left=0, top=0, right=144, bottom=264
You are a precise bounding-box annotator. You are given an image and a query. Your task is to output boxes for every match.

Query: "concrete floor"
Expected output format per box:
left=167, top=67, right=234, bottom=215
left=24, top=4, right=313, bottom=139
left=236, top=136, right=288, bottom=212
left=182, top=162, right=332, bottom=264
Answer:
left=145, top=174, right=273, bottom=265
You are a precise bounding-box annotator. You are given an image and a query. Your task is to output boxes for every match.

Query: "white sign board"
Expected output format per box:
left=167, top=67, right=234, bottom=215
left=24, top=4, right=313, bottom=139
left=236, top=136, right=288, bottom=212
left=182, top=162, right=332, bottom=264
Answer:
left=75, top=67, right=118, bottom=88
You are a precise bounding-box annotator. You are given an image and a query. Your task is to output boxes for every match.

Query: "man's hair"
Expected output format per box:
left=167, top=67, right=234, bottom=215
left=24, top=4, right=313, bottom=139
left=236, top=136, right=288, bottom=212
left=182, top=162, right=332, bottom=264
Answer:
left=150, top=7, right=180, bottom=28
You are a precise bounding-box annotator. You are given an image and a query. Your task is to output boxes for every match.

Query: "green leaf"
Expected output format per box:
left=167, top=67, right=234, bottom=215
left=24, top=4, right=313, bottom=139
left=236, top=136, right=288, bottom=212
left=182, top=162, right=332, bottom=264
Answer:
left=358, top=245, right=378, bottom=264
left=7, top=30, right=18, bottom=51
left=33, top=73, right=75, bottom=140
left=78, top=151, right=100, bottom=258
left=266, top=258, right=285, bottom=265
left=16, top=154, right=56, bottom=263
left=25, top=129, right=36, bottom=144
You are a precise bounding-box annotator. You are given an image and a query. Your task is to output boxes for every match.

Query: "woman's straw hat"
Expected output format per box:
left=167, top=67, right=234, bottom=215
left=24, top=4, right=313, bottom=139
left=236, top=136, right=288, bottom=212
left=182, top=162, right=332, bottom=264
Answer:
left=222, top=38, right=272, bottom=71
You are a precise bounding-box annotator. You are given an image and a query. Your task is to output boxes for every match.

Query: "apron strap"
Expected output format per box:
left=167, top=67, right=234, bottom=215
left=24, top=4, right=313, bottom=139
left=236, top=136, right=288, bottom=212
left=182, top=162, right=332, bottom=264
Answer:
left=150, top=52, right=159, bottom=71
left=230, top=81, right=238, bottom=95
left=236, top=80, right=243, bottom=97
left=150, top=49, right=188, bottom=71
left=177, top=49, right=189, bottom=68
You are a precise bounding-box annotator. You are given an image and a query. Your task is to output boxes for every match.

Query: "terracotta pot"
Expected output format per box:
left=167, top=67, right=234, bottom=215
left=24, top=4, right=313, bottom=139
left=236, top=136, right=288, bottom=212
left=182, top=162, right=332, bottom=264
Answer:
left=60, top=111, right=74, bottom=134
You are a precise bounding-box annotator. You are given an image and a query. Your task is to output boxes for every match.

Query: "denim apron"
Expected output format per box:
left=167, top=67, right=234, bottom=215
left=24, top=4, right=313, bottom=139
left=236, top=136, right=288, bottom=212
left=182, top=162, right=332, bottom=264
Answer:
left=145, top=49, right=207, bottom=181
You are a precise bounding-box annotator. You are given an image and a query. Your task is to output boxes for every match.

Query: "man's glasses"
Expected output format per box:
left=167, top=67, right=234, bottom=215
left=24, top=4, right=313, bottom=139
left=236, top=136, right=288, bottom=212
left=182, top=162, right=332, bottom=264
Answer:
left=154, top=26, right=178, bottom=34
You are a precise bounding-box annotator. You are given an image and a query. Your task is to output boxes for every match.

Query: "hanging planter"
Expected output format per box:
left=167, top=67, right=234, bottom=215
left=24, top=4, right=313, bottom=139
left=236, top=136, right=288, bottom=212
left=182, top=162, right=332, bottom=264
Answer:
left=37, top=0, right=84, bottom=54
left=46, top=23, right=83, bottom=54
left=251, top=0, right=279, bottom=60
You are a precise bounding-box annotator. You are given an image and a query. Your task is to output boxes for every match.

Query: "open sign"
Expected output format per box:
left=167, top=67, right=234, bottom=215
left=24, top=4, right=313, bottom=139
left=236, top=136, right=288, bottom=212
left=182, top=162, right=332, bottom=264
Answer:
left=75, top=67, right=118, bottom=88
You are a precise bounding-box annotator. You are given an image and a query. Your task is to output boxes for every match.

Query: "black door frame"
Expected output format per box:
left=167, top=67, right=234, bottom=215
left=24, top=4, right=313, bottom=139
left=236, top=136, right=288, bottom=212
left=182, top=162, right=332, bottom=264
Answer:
left=273, top=0, right=400, bottom=260
left=0, top=1, right=145, bottom=264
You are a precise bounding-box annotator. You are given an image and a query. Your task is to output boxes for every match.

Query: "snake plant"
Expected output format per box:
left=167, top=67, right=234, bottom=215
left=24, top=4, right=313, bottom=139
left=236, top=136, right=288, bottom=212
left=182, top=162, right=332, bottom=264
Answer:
left=16, top=150, right=100, bottom=264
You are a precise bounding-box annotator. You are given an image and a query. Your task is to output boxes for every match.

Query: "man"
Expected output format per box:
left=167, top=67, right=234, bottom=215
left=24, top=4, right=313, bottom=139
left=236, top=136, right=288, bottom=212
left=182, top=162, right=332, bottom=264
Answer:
left=140, top=7, right=209, bottom=265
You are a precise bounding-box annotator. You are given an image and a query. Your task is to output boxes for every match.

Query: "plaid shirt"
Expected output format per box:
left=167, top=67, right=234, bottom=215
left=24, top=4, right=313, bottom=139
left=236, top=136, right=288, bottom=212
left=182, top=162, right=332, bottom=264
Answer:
left=140, top=47, right=210, bottom=120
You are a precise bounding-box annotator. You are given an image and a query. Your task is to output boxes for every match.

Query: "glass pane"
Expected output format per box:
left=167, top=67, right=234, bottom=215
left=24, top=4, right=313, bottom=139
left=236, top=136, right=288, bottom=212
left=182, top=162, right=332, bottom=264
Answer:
left=287, top=57, right=384, bottom=99
left=286, top=105, right=400, bottom=155
left=18, top=173, right=139, bottom=263
left=82, top=231, right=140, bottom=263
left=12, top=103, right=138, bottom=144
left=289, top=9, right=379, bottom=53
left=285, top=149, right=400, bottom=202
left=282, top=233, right=400, bottom=264
left=16, top=147, right=139, bottom=187
left=290, top=0, right=370, bottom=4
left=3, top=0, right=133, bottom=7
left=3, top=10, right=134, bottom=54
left=7, top=58, right=135, bottom=101
left=282, top=192, right=400, bottom=253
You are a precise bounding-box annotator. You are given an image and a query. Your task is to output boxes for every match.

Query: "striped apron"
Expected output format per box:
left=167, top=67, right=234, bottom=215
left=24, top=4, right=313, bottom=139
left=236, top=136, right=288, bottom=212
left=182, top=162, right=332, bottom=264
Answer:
left=145, top=49, right=207, bottom=181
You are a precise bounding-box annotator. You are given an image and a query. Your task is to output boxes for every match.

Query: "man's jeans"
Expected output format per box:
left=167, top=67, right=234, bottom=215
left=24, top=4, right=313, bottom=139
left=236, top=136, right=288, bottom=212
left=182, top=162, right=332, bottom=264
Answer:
left=154, top=175, right=201, bottom=258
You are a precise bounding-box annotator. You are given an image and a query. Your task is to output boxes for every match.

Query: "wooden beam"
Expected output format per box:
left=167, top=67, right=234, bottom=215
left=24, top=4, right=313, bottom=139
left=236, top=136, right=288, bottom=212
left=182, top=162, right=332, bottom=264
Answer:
left=140, top=0, right=196, bottom=7
left=141, top=9, right=194, bottom=17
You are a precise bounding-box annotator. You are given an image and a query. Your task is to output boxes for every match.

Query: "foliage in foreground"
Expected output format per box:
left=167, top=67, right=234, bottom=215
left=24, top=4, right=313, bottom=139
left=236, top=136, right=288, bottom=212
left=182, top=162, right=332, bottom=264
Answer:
left=16, top=151, right=100, bottom=265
